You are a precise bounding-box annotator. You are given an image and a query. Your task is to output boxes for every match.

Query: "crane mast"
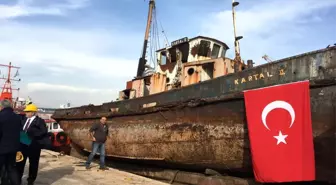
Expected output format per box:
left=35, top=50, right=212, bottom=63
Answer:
left=136, top=0, right=155, bottom=77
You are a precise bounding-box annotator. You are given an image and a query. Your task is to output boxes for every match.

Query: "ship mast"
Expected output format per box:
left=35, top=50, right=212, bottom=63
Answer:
left=232, top=0, right=243, bottom=63
left=136, top=0, right=155, bottom=77
left=0, top=62, right=21, bottom=103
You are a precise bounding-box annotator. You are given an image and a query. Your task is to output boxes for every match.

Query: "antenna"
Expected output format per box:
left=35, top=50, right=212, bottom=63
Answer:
left=232, top=0, right=243, bottom=63
left=262, top=55, right=273, bottom=63
left=0, top=62, right=21, bottom=103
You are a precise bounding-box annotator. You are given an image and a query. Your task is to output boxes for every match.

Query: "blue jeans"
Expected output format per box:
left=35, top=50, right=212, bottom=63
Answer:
left=85, top=141, right=105, bottom=168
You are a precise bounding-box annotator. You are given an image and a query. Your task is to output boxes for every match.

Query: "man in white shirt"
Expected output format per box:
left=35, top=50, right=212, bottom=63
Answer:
left=16, top=104, right=49, bottom=185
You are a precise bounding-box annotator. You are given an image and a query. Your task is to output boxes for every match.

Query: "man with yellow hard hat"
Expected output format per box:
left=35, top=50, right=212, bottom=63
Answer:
left=16, top=103, right=50, bottom=185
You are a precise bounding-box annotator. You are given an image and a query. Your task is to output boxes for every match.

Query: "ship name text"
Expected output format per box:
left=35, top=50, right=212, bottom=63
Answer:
left=234, top=69, right=286, bottom=85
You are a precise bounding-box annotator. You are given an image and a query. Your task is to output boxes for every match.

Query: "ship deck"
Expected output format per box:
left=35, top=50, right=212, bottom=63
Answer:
left=21, top=150, right=168, bottom=185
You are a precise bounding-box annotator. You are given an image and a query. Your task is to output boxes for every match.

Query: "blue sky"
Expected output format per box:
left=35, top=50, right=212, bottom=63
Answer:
left=0, top=0, right=335, bottom=107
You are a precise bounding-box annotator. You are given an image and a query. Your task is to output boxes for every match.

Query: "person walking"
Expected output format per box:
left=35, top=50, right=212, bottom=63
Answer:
left=16, top=103, right=50, bottom=185
left=0, top=99, right=22, bottom=185
left=85, top=117, right=109, bottom=170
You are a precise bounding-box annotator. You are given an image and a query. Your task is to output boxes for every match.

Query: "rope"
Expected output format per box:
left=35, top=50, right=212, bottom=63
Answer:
left=42, top=150, right=60, bottom=159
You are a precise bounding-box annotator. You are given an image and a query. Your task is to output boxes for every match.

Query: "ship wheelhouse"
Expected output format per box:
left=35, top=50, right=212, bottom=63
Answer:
left=157, top=36, right=229, bottom=65
left=119, top=36, right=248, bottom=101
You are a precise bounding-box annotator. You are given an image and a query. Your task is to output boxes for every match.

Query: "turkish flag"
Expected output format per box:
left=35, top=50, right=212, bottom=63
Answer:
left=244, top=80, right=315, bottom=183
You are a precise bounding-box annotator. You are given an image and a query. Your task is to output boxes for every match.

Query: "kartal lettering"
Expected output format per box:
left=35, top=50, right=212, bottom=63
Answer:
left=234, top=69, right=286, bottom=85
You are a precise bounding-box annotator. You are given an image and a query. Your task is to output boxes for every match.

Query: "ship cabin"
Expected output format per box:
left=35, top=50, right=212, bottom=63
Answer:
left=119, top=36, right=249, bottom=101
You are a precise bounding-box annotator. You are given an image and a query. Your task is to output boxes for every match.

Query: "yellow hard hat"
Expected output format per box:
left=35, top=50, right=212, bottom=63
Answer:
left=16, top=151, right=24, bottom=162
left=24, top=104, right=38, bottom=112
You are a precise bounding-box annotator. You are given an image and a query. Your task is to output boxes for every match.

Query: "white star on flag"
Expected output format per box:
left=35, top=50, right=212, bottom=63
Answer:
left=273, top=131, right=288, bottom=145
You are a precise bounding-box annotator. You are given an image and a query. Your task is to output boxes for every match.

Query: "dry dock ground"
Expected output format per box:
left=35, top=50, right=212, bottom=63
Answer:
left=22, top=150, right=168, bottom=185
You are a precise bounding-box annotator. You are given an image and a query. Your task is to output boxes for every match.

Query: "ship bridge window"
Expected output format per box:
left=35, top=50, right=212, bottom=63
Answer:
left=179, top=43, right=190, bottom=63
left=221, top=48, right=227, bottom=58
left=211, top=43, right=221, bottom=59
left=144, top=76, right=151, bottom=96
left=160, top=51, right=167, bottom=65
left=198, top=40, right=211, bottom=57
left=202, top=62, right=214, bottom=80
left=53, top=122, right=59, bottom=130
left=168, top=48, right=177, bottom=63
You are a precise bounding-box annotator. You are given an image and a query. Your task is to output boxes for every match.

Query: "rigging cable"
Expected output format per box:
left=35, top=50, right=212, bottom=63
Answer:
left=155, top=7, right=169, bottom=47
left=144, top=0, right=170, bottom=75
left=149, top=6, right=160, bottom=69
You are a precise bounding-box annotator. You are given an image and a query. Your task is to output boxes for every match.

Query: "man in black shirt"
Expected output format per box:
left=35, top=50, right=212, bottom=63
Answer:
left=85, top=117, right=109, bottom=170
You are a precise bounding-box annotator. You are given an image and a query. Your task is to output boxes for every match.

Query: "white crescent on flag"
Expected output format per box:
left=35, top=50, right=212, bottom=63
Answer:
left=261, top=100, right=295, bottom=130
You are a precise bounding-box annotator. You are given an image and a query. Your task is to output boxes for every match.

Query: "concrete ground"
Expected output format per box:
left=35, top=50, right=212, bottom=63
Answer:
left=21, top=150, right=168, bottom=185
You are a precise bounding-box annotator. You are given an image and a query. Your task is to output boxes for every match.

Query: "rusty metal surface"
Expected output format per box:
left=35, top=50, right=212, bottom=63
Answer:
left=58, top=85, right=335, bottom=183
left=53, top=46, right=336, bottom=183
left=53, top=46, right=336, bottom=119
left=61, top=98, right=248, bottom=167
left=149, top=73, right=167, bottom=95
left=159, top=62, right=177, bottom=73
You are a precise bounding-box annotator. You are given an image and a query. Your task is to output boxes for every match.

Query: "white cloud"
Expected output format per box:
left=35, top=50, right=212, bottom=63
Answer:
left=0, top=0, right=89, bottom=19
left=0, top=0, right=141, bottom=107
left=27, top=82, right=117, bottom=93
left=0, top=23, right=138, bottom=107
left=20, top=82, right=119, bottom=107
left=201, top=0, right=336, bottom=64
left=0, top=21, right=140, bottom=78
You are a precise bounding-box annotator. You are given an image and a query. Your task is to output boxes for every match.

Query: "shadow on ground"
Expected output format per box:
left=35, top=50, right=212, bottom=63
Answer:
left=35, top=166, right=75, bottom=184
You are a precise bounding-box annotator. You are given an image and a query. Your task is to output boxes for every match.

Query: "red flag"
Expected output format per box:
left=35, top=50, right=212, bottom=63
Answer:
left=244, top=80, right=315, bottom=183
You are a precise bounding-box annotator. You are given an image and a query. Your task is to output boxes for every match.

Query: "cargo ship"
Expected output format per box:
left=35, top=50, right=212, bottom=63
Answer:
left=52, top=0, right=336, bottom=183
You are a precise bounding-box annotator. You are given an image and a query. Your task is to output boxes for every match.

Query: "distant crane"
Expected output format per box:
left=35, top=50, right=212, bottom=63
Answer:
left=262, top=55, right=273, bottom=63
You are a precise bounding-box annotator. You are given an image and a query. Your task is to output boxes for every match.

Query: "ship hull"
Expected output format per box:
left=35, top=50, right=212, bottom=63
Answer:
left=53, top=46, right=336, bottom=183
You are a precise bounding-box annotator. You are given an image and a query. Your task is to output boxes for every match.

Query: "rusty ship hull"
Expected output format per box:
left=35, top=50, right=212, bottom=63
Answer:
left=52, top=46, right=336, bottom=183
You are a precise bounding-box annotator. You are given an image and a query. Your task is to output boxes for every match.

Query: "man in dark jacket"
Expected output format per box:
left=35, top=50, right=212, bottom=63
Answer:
left=16, top=103, right=50, bottom=185
left=85, top=116, right=109, bottom=170
left=0, top=99, right=21, bottom=185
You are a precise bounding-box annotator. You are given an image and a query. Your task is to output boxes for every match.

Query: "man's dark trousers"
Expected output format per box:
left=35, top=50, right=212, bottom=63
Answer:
left=0, top=106, right=22, bottom=185
left=0, top=153, right=20, bottom=185
left=16, top=143, right=41, bottom=184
